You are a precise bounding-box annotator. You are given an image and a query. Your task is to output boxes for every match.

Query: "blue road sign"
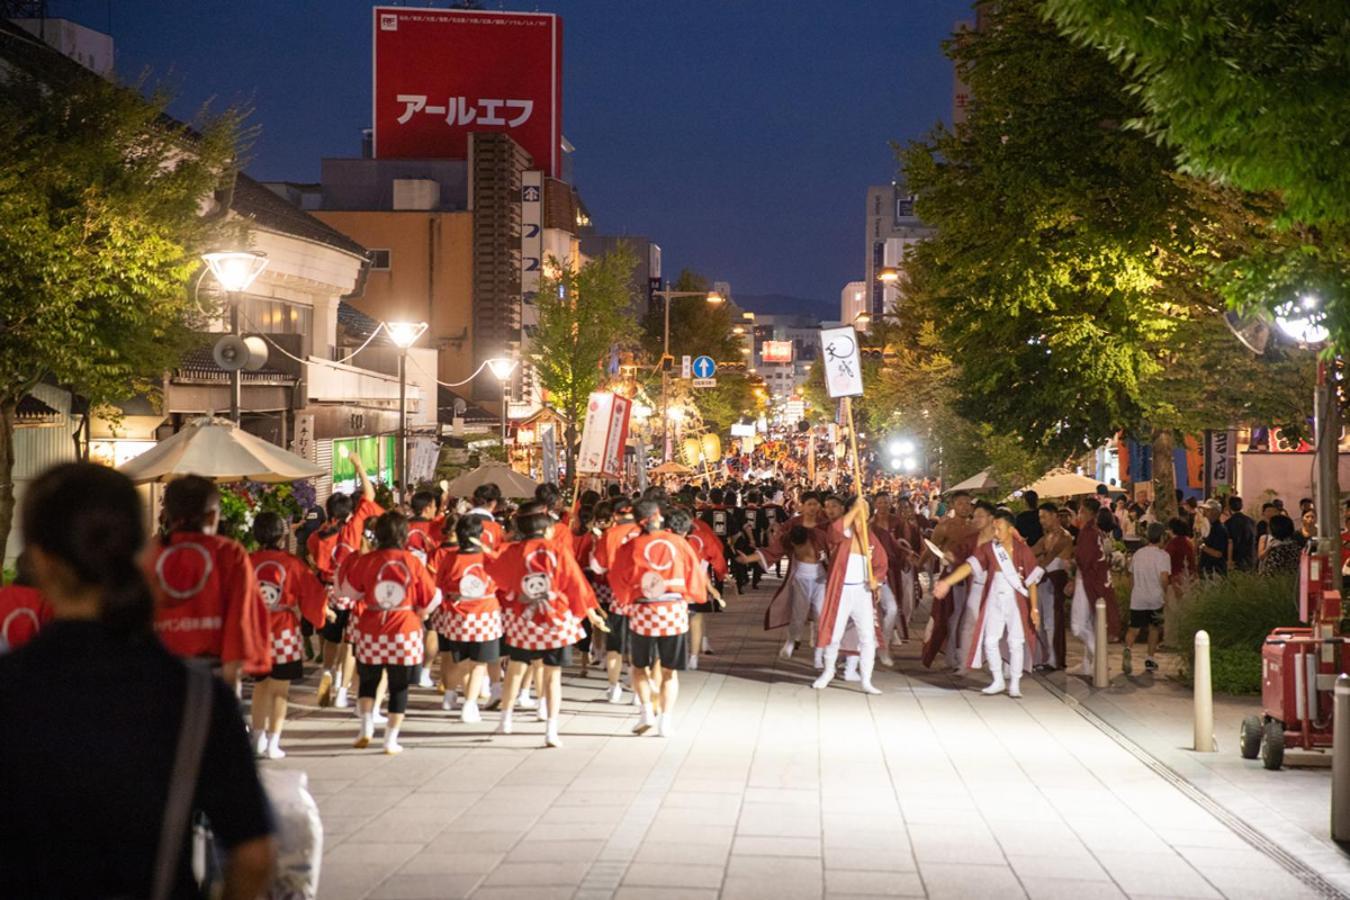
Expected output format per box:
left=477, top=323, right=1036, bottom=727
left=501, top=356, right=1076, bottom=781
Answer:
left=692, top=355, right=716, bottom=379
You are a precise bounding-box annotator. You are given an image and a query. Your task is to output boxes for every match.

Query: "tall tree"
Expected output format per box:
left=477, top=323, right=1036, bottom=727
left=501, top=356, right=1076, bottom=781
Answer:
left=0, top=65, right=243, bottom=556
left=531, top=248, right=640, bottom=471
left=641, top=269, right=740, bottom=363
left=899, top=0, right=1311, bottom=519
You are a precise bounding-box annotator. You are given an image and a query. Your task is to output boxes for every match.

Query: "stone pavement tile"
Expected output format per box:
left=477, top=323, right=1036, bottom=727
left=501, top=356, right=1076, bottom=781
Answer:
left=738, top=811, right=822, bottom=837
left=649, top=803, right=741, bottom=827
left=315, top=862, right=399, bottom=900
left=525, top=821, right=621, bottom=842
left=317, top=786, right=412, bottom=818
left=469, top=887, right=575, bottom=900
left=1187, top=864, right=1322, bottom=900
left=428, top=830, right=525, bottom=853
left=909, top=830, right=1005, bottom=865
left=397, top=850, right=504, bottom=875
left=537, top=803, right=631, bottom=825
left=733, top=835, right=822, bottom=857
left=824, top=868, right=926, bottom=896
left=727, top=853, right=824, bottom=881
left=644, top=821, right=736, bottom=845
left=721, top=875, right=824, bottom=900
left=1091, top=852, right=1221, bottom=898
left=613, top=889, right=719, bottom=900
left=505, top=839, right=605, bottom=863
left=661, top=790, right=745, bottom=811
left=323, top=841, right=420, bottom=867
left=1152, top=827, right=1253, bottom=851
left=631, top=840, right=732, bottom=866
left=823, top=846, right=917, bottom=872
left=987, top=823, right=1086, bottom=857
left=898, top=805, right=986, bottom=827
left=1020, top=877, right=1127, bottom=900
left=822, top=827, right=911, bottom=853
left=346, top=816, right=451, bottom=844
left=1006, top=852, right=1111, bottom=881
left=479, top=860, right=592, bottom=887
left=621, top=861, right=726, bottom=888
left=745, top=786, right=820, bottom=806
left=367, top=872, right=483, bottom=899
left=916, top=862, right=1025, bottom=899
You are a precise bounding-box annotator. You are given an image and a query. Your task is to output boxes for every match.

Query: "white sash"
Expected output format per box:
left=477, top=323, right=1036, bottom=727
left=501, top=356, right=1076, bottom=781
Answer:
left=991, top=542, right=1029, bottom=598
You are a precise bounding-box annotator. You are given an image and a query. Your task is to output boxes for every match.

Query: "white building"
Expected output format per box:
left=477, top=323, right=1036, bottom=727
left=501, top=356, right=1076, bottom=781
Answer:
left=863, top=183, right=934, bottom=324
left=840, top=280, right=866, bottom=325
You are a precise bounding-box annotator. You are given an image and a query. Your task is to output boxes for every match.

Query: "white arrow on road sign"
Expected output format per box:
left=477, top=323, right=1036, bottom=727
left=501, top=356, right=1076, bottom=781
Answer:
left=692, top=355, right=716, bottom=379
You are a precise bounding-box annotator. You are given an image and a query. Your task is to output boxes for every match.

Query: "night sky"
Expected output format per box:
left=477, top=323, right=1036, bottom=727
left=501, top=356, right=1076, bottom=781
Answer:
left=54, top=0, right=969, bottom=310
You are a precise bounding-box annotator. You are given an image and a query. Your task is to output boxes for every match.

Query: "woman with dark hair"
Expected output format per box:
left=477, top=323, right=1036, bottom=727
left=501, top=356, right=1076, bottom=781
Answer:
left=338, top=511, right=441, bottom=754
left=1260, top=515, right=1302, bottom=575
left=0, top=463, right=274, bottom=898
left=249, top=511, right=329, bottom=759
left=146, top=474, right=269, bottom=689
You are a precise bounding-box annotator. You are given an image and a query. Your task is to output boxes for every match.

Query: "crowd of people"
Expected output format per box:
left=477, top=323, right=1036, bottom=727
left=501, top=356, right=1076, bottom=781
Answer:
left=0, top=451, right=1333, bottom=897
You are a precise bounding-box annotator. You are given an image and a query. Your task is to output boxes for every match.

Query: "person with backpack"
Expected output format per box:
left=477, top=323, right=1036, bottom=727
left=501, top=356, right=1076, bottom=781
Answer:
left=248, top=512, right=330, bottom=759
left=0, top=463, right=275, bottom=899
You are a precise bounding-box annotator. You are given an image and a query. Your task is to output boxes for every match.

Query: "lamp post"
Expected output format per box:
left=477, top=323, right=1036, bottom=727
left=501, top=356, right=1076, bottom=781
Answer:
left=650, top=284, right=724, bottom=461
left=486, top=357, right=518, bottom=460
left=386, top=321, right=428, bottom=495
left=202, top=251, right=269, bottom=424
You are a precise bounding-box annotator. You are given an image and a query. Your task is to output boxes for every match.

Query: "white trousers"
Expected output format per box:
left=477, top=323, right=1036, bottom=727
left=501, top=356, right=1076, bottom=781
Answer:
left=788, top=570, right=824, bottom=643
left=900, top=571, right=916, bottom=632
left=878, top=583, right=899, bottom=647
left=827, top=585, right=876, bottom=650
left=1070, top=573, right=1095, bottom=666
left=956, top=576, right=985, bottom=670
left=1036, top=585, right=1058, bottom=668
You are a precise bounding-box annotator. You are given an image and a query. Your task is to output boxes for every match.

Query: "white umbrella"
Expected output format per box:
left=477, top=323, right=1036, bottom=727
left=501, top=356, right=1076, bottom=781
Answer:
left=947, top=467, right=997, bottom=493
left=650, top=461, right=696, bottom=476
left=117, top=416, right=324, bottom=484
left=444, top=461, right=540, bottom=499
left=1019, top=471, right=1122, bottom=498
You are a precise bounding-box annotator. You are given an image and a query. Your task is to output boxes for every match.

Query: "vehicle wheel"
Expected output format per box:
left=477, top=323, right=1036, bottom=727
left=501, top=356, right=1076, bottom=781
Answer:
left=1240, top=715, right=1263, bottom=759
left=1261, top=720, right=1285, bottom=771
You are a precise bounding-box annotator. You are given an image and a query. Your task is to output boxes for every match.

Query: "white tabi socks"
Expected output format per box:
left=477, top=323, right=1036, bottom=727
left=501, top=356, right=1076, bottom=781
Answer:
left=497, top=707, right=514, bottom=735
left=982, top=640, right=1006, bottom=695
left=1008, top=642, right=1024, bottom=698
left=859, top=644, right=882, bottom=695
left=843, top=655, right=861, bottom=682
left=812, top=646, right=840, bottom=689
left=544, top=718, right=561, bottom=748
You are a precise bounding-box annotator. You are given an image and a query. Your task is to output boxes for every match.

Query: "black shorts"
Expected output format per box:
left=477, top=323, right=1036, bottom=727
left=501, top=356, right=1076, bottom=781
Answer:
left=605, top=612, right=630, bottom=656
left=1129, top=608, right=1164, bottom=630
left=688, top=600, right=715, bottom=614
left=445, top=638, right=501, bottom=663
left=319, top=608, right=349, bottom=644
left=630, top=633, right=688, bottom=671
left=266, top=659, right=304, bottom=682
left=505, top=644, right=572, bottom=667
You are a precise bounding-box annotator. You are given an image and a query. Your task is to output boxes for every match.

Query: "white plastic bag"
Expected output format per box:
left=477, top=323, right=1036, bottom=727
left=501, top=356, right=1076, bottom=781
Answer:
left=258, top=768, right=324, bottom=900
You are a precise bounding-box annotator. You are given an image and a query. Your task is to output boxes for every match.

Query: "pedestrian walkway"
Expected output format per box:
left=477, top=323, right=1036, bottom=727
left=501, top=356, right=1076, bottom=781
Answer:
left=270, top=579, right=1327, bottom=899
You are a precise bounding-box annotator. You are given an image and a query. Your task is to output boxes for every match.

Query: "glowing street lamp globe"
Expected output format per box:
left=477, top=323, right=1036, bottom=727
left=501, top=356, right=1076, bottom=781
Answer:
left=1274, top=294, right=1330, bottom=346
left=486, top=357, right=518, bottom=381
left=386, top=321, right=428, bottom=349
left=202, top=250, right=268, bottom=293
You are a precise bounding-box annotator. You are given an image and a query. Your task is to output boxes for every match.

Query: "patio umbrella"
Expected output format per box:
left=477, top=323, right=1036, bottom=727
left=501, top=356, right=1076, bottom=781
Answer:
left=1018, top=471, right=1123, bottom=498
left=117, top=416, right=325, bottom=484
left=946, top=467, right=997, bottom=493
left=444, top=461, right=540, bottom=499
left=650, top=461, right=696, bottom=476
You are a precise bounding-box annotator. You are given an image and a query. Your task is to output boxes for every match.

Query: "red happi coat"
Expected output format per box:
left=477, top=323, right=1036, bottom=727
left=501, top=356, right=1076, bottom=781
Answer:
left=490, top=537, right=597, bottom=651
left=962, top=538, right=1044, bottom=671
left=249, top=549, right=328, bottom=666
left=0, top=585, right=51, bottom=653
left=307, top=497, right=383, bottom=587
left=340, top=548, right=440, bottom=666
left=594, top=521, right=642, bottom=615
left=433, top=549, right=503, bottom=642
left=467, top=509, right=506, bottom=559
left=688, top=517, right=729, bottom=581
left=920, top=529, right=980, bottom=668
left=610, top=531, right=709, bottom=637
left=405, top=519, right=442, bottom=568
left=147, top=532, right=270, bottom=674
left=815, top=518, right=889, bottom=649
left=761, top=515, right=830, bottom=631
left=868, top=516, right=910, bottom=640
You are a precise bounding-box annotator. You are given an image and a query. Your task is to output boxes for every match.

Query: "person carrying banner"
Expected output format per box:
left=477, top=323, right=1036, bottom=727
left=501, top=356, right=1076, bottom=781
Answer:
left=811, top=496, right=888, bottom=694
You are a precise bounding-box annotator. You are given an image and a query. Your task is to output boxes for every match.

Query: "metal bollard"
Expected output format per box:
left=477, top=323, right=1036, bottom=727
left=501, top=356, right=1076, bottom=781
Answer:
left=1094, top=599, right=1109, bottom=688
left=1193, top=630, right=1215, bottom=753
left=1333, top=674, right=1350, bottom=845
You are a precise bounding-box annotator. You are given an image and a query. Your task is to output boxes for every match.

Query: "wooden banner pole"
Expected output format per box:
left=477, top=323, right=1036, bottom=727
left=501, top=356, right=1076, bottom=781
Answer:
left=842, top=396, right=876, bottom=591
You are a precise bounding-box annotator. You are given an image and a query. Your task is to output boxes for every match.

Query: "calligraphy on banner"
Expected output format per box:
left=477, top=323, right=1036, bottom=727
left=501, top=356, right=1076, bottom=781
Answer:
left=819, top=326, right=864, bottom=398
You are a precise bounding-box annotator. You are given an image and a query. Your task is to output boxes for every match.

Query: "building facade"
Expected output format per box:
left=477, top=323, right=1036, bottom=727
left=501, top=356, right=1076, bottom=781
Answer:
left=863, top=182, right=935, bottom=322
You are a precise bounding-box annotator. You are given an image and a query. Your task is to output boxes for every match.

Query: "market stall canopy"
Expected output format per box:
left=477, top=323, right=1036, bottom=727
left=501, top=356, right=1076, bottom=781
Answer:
left=650, top=461, right=696, bottom=476
left=946, top=467, right=997, bottom=493
left=444, top=461, right=540, bottom=499
left=117, top=416, right=324, bottom=484
left=1018, top=471, right=1124, bottom=499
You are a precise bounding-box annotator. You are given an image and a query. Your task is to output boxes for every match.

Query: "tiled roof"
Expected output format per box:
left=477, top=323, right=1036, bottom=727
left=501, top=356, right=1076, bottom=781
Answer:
left=230, top=173, right=369, bottom=259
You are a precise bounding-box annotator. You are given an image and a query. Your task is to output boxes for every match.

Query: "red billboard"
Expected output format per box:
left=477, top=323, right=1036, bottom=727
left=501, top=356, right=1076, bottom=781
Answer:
left=372, top=7, right=562, bottom=176
left=761, top=340, right=794, bottom=363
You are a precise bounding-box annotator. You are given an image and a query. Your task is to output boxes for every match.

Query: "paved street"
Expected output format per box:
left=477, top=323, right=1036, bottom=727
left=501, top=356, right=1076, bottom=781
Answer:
left=269, top=579, right=1334, bottom=900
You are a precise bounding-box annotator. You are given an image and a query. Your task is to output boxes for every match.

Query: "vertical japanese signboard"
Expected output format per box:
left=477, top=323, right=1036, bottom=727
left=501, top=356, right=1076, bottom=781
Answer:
left=372, top=7, right=563, bottom=176
left=819, top=326, right=864, bottom=398
left=541, top=424, right=559, bottom=485
left=521, top=170, right=543, bottom=295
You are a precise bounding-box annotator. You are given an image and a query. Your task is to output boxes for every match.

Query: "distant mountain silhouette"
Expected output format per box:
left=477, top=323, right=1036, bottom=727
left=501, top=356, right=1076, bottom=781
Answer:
left=732, top=292, right=836, bottom=322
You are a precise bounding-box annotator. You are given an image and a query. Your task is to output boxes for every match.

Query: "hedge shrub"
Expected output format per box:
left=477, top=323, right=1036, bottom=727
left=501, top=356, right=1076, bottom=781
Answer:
left=1175, top=571, right=1301, bottom=694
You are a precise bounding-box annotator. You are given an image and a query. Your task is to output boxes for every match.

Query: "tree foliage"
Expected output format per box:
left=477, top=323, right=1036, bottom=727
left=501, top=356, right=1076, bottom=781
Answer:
left=0, top=65, right=244, bottom=555
left=898, top=0, right=1312, bottom=481
left=1042, top=0, right=1350, bottom=355
left=531, top=247, right=640, bottom=459
left=640, top=269, right=740, bottom=363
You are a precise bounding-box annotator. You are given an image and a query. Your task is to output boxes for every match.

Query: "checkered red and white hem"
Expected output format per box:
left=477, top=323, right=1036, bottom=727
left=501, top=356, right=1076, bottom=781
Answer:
left=628, top=601, right=689, bottom=638
left=593, top=583, right=615, bottom=608
left=271, top=627, right=303, bottom=665
left=441, top=608, right=504, bottom=643
left=503, top=609, right=585, bottom=651
left=355, top=630, right=424, bottom=666
left=342, top=613, right=358, bottom=645
left=623, top=601, right=685, bottom=636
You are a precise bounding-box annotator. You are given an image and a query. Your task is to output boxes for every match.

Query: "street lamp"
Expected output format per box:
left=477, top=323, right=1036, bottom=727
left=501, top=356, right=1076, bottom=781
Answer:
left=651, top=284, right=727, bottom=461
left=386, top=320, right=428, bottom=495
left=877, top=266, right=901, bottom=285
left=486, top=356, right=518, bottom=452
left=202, top=250, right=268, bottom=423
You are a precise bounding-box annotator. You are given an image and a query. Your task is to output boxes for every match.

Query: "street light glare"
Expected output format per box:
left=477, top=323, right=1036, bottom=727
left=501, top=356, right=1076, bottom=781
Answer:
left=486, top=357, right=517, bottom=380
left=1274, top=294, right=1330, bottom=345
left=202, top=250, right=268, bottom=293
left=877, top=267, right=900, bottom=284
left=386, top=320, right=428, bottom=349
left=706, top=291, right=725, bottom=304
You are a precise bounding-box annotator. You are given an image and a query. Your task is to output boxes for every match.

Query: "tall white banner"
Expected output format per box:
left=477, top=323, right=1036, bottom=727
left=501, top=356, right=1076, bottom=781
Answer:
left=541, top=424, right=559, bottom=485
left=577, top=392, right=613, bottom=475
left=820, top=326, right=864, bottom=398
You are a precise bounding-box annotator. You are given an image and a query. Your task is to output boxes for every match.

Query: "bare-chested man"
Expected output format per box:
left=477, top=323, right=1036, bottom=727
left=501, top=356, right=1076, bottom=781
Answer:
left=1031, top=502, right=1075, bottom=670
left=921, top=491, right=978, bottom=669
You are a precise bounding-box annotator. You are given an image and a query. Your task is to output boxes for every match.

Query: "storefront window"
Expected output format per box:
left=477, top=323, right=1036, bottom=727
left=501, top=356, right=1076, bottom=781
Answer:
left=331, top=434, right=395, bottom=493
